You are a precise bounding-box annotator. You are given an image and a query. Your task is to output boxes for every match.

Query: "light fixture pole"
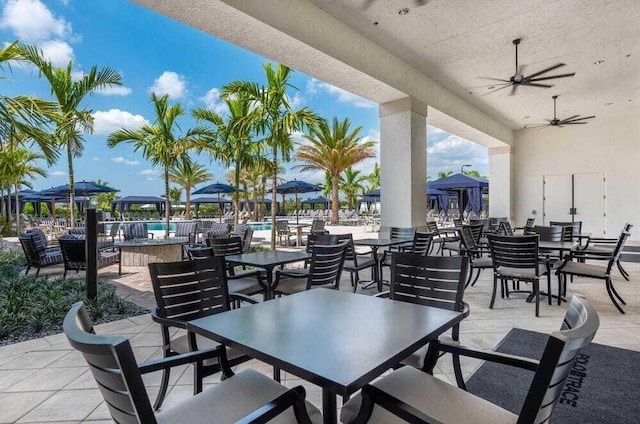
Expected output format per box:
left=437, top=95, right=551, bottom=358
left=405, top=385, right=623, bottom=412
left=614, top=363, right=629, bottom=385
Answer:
left=461, top=164, right=472, bottom=175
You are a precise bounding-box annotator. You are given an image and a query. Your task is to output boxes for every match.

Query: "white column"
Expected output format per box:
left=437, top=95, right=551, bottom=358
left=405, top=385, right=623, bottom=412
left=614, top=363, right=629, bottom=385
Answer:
left=488, top=146, right=512, bottom=219
left=379, top=97, right=427, bottom=235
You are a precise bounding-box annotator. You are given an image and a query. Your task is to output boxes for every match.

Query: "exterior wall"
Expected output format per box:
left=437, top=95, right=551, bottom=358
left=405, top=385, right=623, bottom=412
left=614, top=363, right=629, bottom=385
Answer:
left=513, top=111, right=640, bottom=240
left=488, top=146, right=512, bottom=219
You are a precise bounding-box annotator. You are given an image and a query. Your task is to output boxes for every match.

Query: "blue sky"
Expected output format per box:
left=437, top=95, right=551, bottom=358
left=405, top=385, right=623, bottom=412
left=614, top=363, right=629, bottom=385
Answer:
left=0, top=0, right=488, bottom=199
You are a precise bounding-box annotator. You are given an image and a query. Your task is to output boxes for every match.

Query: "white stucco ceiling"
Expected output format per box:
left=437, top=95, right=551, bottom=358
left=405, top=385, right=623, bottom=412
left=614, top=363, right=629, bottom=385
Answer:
left=309, top=0, right=640, bottom=128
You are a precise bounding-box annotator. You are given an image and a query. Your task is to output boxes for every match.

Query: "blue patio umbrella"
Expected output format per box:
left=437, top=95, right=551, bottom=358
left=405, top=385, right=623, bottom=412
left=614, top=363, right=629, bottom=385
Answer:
left=192, top=182, right=241, bottom=221
left=269, top=180, right=322, bottom=225
left=41, top=180, right=118, bottom=197
left=191, top=196, right=232, bottom=218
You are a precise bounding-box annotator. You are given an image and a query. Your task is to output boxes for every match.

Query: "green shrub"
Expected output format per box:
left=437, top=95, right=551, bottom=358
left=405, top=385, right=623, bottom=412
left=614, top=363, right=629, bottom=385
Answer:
left=0, top=250, right=146, bottom=343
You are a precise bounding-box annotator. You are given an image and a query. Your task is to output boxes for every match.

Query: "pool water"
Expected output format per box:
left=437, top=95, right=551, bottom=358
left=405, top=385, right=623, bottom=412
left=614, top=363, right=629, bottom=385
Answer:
left=106, top=221, right=271, bottom=232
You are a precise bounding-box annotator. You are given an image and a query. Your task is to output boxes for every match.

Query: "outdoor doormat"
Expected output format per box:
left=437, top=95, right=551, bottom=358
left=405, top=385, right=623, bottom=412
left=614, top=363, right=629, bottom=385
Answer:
left=465, top=328, right=640, bottom=423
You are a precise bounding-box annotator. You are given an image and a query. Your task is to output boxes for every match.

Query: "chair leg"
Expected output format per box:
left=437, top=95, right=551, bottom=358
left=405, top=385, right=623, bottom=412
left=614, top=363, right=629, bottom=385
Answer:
left=193, top=361, right=204, bottom=395
left=535, top=281, right=540, bottom=317
left=490, top=275, right=497, bottom=309
left=605, top=278, right=625, bottom=314
left=547, top=272, right=552, bottom=306
left=470, top=268, right=482, bottom=287
left=63, top=269, right=67, bottom=279
left=35, top=267, right=41, bottom=277
left=451, top=324, right=466, bottom=391
left=557, top=274, right=563, bottom=306
left=617, top=260, right=630, bottom=281
left=153, top=367, right=171, bottom=410
left=24, top=265, right=30, bottom=275
left=609, top=280, right=626, bottom=305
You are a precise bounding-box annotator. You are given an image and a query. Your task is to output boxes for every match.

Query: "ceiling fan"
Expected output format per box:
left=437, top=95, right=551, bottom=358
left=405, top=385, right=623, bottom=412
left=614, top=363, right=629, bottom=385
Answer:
left=526, top=95, right=595, bottom=128
left=481, top=39, right=576, bottom=96
left=362, top=0, right=428, bottom=10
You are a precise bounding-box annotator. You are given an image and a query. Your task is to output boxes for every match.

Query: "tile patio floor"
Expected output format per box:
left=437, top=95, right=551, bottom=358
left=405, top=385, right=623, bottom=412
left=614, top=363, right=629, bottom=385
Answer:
left=0, top=234, right=638, bottom=423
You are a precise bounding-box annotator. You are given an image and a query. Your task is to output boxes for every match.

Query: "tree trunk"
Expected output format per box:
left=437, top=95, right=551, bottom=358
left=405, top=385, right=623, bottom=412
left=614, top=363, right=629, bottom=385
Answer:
left=185, top=183, right=191, bottom=219
left=164, top=168, right=170, bottom=238
left=331, top=174, right=340, bottom=224
left=6, top=187, right=12, bottom=230
left=14, top=184, right=19, bottom=234
left=270, top=147, right=278, bottom=250
left=234, top=162, right=240, bottom=225
left=67, top=142, right=76, bottom=228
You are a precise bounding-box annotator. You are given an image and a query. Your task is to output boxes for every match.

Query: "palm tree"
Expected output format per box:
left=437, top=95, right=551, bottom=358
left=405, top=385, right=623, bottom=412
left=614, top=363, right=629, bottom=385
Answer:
left=222, top=63, right=320, bottom=250
left=0, top=147, right=47, bottom=233
left=93, top=178, right=118, bottom=211
left=107, top=93, right=203, bottom=238
left=339, top=167, right=368, bottom=210
left=367, top=162, right=381, bottom=191
left=437, top=170, right=454, bottom=179
left=192, top=94, right=260, bottom=224
left=294, top=117, right=376, bottom=223
left=169, top=156, right=211, bottom=219
left=169, top=186, right=182, bottom=207
left=320, top=171, right=333, bottom=198
left=19, top=44, right=123, bottom=227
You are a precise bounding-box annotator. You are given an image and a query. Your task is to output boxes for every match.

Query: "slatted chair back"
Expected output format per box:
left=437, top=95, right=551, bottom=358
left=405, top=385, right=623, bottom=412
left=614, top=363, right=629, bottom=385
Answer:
left=233, top=224, right=253, bottom=252
left=489, top=217, right=508, bottom=233
left=207, top=236, right=244, bottom=257
left=208, top=222, right=232, bottom=237
left=310, top=218, right=327, bottom=234
left=149, top=257, right=231, bottom=323
left=470, top=219, right=490, bottom=233
left=389, top=226, right=416, bottom=241
left=306, top=242, right=349, bottom=290
left=276, top=220, right=291, bottom=235
left=532, top=225, right=563, bottom=242
left=426, top=221, right=439, bottom=234
left=307, top=233, right=339, bottom=254
left=123, top=222, right=148, bottom=240
left=460, top=225, right=479, bottom=252
left=603, top=230, right=631, bottom=274
left=452, top=217, right=463, bottom=227
left=18, top=234, right=41, bottom=264
left=185, top=246, right=215, bottom=260
left=498, top=221, right=514, bottom=236
left=411, top=232, right=434, bottom=256
left=516, top=295, right=599, bottom=424
left=524, top=218, right=536, bottom=234
left=464, top=223, right=484, bottom=244
left=59, top=235, right=86, bottom=266
left=28, top=228, right=49, bottom=254
left=109, top=222, right=120, bottom=241
left=488, top=234, right=540, bottom=274
left=174, top=221, right=198, bottom=237
left=63, top=302, right=157, bottom=424
left=390, top=254, right=468, bottom=312
left=549, top=221, right=581, bottom=242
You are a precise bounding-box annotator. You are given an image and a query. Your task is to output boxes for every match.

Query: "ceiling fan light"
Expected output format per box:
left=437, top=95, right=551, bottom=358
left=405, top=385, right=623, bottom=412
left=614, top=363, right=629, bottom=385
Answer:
left=398, top=7, right=410, bottom=15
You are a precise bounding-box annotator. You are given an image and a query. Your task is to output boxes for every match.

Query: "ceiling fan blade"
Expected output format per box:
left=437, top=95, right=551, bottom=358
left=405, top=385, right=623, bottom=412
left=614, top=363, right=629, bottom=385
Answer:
left=509, top=85, right=518, bottom=96
left=413, top=0, right=429, bottom=6
left=482, top=84, right=513, bottom=96
left=529, top=72, right=576, bottom=82
left=562, top=122, right=588, bottom=125
left=525, top=82, right=554, bottom=88
left=562, top=115, right=580, bottom=121
left=565, top=115, right=596, bottom=122
left=470, top=82, right=511, bottom=88
left=524, top=123, right=548, bottom=129
left=478, top=77, right=511, bottom=83
left=525, top=63, right=566, bottom=80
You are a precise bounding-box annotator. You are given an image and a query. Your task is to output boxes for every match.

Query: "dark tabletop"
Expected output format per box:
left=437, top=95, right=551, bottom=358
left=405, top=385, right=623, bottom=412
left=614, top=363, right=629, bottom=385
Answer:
left=224, top=250, right=311, bottom=268
left=539, top=241, right=579, bottom=250
left=188, top=289, right=463, bottom=396
left=354, top=238, right=413, bottom=248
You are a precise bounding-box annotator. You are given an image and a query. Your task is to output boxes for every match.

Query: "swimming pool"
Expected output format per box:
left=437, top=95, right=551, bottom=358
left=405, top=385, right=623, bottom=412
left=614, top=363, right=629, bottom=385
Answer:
left=106, top=221, right=271, bottom=232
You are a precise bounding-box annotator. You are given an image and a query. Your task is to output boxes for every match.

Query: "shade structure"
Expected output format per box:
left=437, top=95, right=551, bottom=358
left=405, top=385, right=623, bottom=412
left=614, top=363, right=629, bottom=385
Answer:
left=41, top=180, right=118, bottom=197
left=191, top=196, right=232, bottom=218
left=300, top=196, right=331, bottom=209
left=110, top=196, right=168, bottom=217
left=429, top=173, right=489, bottom=215
left=192, top=182, right=240, bottom=195
left=3, top=189, right=37, bottom=216
left=363, top=188, right=380, bottom=198
left=269, top=180, right=322, bottom=225
left=360, top=187, right=451, bottom=212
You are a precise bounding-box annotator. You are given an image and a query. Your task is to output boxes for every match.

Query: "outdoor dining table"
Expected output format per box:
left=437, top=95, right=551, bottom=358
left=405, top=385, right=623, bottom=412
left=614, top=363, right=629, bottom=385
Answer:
left=187, top=289, right=464, bottom=424
left=353, top=238, right=414, bottom=291
left=224, top=250, right=311, bottom=299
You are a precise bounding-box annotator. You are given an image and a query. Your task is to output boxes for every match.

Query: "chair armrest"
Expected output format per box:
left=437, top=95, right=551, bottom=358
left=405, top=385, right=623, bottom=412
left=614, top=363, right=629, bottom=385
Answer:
left=150, top=308, right=187, bottom=330
left=434, top=341, right=539, bottom=371
left=229, top=292, right=259, bottom=305
left=138, top=348, right=219, bottom=374
left=352, top=384, right=440, bottom=424
left=236, top=386, right=314, bottom=424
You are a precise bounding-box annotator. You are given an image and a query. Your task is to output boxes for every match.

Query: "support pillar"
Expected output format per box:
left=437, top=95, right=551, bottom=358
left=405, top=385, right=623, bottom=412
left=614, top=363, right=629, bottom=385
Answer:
left=379, top=98, right=428, bottom=235
left=488, top=146, right=512, bottom=219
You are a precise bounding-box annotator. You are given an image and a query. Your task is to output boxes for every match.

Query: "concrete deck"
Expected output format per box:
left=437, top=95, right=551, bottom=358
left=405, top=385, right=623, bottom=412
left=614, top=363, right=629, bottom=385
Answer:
left=0, top=226, right=638, bottom=423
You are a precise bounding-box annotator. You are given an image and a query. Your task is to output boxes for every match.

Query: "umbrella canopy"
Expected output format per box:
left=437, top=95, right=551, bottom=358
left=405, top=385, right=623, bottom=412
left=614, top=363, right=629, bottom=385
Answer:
left=363, top=188, right=380, bottom=198
left=191, top=196, right=232, bottom=218
left=192, top=182, right=240, bottom=195
left=268, top=180, right=322, bottom=224
left=41, top=180, right=118, bottom=197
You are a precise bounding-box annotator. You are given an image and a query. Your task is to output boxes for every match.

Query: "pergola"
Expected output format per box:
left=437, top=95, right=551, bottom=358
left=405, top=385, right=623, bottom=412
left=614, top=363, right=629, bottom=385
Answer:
left=133, top=1, right=640, bottom=239
left=110, top=196, right=168, bottom=216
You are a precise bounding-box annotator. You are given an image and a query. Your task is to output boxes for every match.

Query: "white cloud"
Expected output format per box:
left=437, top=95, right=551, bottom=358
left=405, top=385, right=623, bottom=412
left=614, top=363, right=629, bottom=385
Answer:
left=59, top=0, right=70, bottom=6
left=306, top=78, right=375, bottom=108
left=352, top=129, right=380, bottom=173
left=50, top=170, right=66, bottom=176
left=288, top=92, right=304, bottom=109
left=0, top=0, right=72, bottom=43
left=38, top=39, right=73, bottom=67
left=111, top=157, right=139, bottom=166
left=427, top=133, right=488, bottom=178
left=149, top=71, right=187, bottom=99
left=139, top=169, right=159, bottom=176
left=200, top=87, right=227, bottom=114
left=92, top=157, right=99, bottom=161
left=92, top=109, right=149, bottom=135
left=97, top=85, right=132, bottom=96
